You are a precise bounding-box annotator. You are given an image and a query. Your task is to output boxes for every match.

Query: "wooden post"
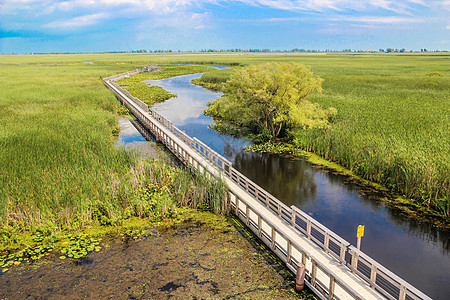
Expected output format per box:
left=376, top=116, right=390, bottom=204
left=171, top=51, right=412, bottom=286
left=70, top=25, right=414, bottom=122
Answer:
left=351, top=250, right=358, bottom=273
left=324, top=232, right=330, bottom=253
left=291, top=210, right=296, bottom=227
left=296, top=262, right=306, bottom=291
left=339, top=243, right=346, bottom=265
left=399, top=285, right=407, bottom=300
left=257, top=214, right=262, bottom=237
left=329, top=276, right=335, bottom=300
left=306, top=219, right=312, bottom=240
left=271, top=226, right=276, bottom=250
left=246, top=205, right=250, bottom=225
left=287, top=240, right=292, bottom=264
left=370, top=264, right=377, bottom=288
left=311, top=260, right=317, bottom=286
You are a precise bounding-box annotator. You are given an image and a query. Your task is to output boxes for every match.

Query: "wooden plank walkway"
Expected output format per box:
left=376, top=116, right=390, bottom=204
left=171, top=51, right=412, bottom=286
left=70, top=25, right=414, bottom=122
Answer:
left=103, top=70, right=432, bottom=300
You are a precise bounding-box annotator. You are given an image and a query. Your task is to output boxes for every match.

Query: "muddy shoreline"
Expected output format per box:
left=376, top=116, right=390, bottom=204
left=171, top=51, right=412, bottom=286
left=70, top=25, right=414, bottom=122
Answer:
left=1, top=211, right=307, bottom=299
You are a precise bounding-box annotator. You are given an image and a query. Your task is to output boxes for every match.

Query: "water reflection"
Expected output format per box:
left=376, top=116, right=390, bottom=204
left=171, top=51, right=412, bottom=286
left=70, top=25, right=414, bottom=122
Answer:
left=149, top=74, right=220, bottom=126
left=145, top=71, right=449, bottom=299
left=234, top=152, right=318, bottom=207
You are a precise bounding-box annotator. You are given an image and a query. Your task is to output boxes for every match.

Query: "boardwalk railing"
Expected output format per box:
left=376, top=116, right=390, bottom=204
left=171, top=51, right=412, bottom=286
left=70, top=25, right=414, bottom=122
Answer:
left=103, top=69, right=431, bottom=300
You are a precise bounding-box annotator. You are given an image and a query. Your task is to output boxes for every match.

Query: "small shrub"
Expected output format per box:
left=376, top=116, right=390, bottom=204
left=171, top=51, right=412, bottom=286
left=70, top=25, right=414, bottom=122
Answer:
left=422, top=81, right=438, bottom=87
left=425, top=72, right=444, bottom=77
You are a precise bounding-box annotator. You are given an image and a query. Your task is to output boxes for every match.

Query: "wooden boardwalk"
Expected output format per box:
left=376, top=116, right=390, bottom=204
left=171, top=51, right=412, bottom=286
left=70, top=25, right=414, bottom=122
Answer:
left=103, top=69, right=432, bottom=300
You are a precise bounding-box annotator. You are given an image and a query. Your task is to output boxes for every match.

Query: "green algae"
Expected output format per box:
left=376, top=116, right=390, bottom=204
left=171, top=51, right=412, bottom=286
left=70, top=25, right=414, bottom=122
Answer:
left=0, top=208, right=315, bottom=299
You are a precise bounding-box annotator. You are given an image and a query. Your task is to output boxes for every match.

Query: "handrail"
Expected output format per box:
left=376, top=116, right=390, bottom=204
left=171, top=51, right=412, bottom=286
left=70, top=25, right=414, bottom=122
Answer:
left=234, top=190, right=366, bottom=300
left=103, top=69, right=432, bottom=300
left=291, top=206, right=350, bottom=264
left=348, top=246, right=432, bottom=300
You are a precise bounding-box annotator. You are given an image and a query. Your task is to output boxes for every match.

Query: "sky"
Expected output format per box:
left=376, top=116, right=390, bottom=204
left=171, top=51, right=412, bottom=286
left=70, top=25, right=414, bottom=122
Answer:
left=1, top=0, right=449, bottom=53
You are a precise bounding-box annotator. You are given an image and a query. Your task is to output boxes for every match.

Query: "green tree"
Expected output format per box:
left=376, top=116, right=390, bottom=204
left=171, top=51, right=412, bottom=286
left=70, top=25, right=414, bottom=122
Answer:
left=205, top=63, right=336, bottom=138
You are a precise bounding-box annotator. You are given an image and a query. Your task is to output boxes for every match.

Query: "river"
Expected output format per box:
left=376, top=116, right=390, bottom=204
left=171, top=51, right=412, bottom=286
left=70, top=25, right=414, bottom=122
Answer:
left=146, top=70, right=449, bottom=300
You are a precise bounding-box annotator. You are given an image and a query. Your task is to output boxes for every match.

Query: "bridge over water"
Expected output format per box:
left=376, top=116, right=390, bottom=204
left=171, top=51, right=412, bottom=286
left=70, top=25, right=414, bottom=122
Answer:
left=103, top=69, right=432, bottom=300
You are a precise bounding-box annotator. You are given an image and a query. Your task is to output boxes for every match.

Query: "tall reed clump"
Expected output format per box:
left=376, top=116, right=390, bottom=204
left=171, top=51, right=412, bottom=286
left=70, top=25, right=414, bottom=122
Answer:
left=106, top=160, right=229, bottom=224
left=294, top=71, right=449, bottom=217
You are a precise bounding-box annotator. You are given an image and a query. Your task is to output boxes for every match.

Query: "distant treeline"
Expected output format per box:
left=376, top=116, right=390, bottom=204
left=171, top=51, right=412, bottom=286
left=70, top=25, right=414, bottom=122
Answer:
left=4, top=48, right=448, bottom=55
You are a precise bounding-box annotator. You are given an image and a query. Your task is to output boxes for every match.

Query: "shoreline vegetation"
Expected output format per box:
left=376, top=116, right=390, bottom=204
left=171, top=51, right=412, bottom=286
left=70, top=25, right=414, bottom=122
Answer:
left=192, top=60, right=449, bottom=223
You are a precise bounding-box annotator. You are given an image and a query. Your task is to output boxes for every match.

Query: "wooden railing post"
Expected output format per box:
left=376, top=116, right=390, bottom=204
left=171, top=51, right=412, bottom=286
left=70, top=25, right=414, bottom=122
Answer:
left=287, top=240, right=292, bottom=264
left=370, top=264, right=377, bottom=288
left=399, top=285, right=407, bottom=300
left=351, top=250, right=358, bottom=273
left=324, top=232, right=330, bottom=254
left=329, top=275, right=335, bottom=300
left=271, top=225, right=276, bottom=250
left=339, top=243, right=346, bottom=265
left=306, top=219, right=312, bottom=240
left=257, top=214, right=262, bottom=237
left=246, top=205, right=250, bottom=225
left=311, top=260, right=317, bottom=286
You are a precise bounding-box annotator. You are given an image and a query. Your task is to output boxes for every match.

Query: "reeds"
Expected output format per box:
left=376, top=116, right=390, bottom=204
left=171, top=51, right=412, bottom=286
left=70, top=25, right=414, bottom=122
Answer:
left=0, top=62, right=229, bottom=233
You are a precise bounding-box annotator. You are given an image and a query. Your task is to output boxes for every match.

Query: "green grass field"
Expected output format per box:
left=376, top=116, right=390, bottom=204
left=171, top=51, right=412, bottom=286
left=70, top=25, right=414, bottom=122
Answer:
left=0, top=52, right=448, bottom=225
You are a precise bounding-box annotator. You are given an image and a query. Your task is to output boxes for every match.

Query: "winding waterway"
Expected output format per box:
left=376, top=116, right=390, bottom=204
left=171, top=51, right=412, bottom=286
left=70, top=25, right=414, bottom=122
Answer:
left=146, top=70, right=449, bottom=300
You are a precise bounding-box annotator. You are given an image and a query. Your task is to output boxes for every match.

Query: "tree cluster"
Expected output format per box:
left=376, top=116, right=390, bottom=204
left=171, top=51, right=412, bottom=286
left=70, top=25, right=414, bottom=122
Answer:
left=205, top=63, right=337, bottom=138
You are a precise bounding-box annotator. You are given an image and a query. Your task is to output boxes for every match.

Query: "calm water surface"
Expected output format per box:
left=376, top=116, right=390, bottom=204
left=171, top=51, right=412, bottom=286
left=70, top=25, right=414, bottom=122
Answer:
left=146, top=72, right=449, bottom=300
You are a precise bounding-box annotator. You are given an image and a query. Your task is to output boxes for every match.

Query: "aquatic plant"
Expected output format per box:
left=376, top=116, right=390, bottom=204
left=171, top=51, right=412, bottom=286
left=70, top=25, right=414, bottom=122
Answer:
left=59, top=234, right=101, bottom=260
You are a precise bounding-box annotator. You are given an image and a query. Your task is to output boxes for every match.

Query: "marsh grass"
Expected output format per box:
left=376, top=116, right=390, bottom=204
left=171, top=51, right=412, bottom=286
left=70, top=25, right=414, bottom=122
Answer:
left=192, top=68, right=235, bottom=90
left=124, top=83, right=177, bottom=106
left=0, top=62, right=228, bottom=245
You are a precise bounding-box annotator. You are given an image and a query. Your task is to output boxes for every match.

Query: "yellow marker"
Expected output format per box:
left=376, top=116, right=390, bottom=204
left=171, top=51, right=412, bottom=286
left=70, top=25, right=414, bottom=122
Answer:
left=357, top=225, right=365, bottom=237
left=356, top=225, right=365, bottom=250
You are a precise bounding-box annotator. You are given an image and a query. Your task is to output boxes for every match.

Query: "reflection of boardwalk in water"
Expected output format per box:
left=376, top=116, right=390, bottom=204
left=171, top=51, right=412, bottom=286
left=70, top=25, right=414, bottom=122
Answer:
left=104, top=71, right=432, bottom=300
left=115, top=117, right=178, bottom=165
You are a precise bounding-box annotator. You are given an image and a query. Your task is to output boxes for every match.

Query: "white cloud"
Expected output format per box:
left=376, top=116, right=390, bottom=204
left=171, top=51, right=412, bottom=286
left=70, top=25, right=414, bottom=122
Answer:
left=1, top=0, right=445, bottom=16
left=332, top=16, right=425, bottom=24
left=238, top=0, right=429, bottom=13
left=44, top=13, right=108, bottom=29
left=0, top=0, right=447, bottom=34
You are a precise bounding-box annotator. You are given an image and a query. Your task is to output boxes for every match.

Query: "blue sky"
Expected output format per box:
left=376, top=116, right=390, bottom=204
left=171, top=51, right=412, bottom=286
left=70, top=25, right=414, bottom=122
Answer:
left=1, top=0, right=449, bottom=53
